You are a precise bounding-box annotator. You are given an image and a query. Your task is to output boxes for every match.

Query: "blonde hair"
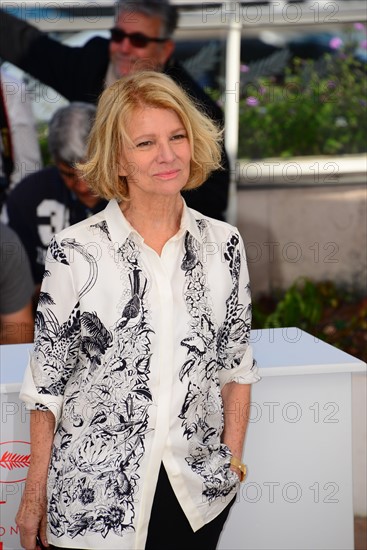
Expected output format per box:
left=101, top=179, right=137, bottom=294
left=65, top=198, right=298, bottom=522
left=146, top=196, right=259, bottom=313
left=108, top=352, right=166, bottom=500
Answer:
left=79, top=71, right=223, bottom=201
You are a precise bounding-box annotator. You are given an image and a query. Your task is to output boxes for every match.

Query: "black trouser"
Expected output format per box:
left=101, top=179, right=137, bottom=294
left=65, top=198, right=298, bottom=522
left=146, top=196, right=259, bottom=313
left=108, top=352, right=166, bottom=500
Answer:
left=49, top=464, right=235, bottom=550
left=146, top=464, right=235, bottom=549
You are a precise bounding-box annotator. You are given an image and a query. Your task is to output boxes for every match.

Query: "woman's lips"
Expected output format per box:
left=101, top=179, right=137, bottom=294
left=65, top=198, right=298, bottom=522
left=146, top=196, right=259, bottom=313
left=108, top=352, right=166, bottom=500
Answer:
left=154, top=170, right=180, bottom=180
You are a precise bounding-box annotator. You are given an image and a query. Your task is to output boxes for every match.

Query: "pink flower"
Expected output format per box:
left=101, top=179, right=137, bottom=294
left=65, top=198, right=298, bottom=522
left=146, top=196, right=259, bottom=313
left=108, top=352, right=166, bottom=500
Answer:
left=360, top=40, right=367, bottom=50
left=240, top=64, right=249, bottom=73
left=329, top=37, right=343, bottom=50
left=246, top=96, right=259, bottom=107
left=354, top=23, right=365, bottom=31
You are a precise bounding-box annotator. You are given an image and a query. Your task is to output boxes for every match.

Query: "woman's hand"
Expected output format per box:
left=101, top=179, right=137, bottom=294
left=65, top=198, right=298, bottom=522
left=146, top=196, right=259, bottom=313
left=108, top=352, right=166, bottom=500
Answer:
left=229, top=463, right=242, bottom=481
left=16, top=484, right=48, bottom=550
left=16, top=410, right=55, bottom=549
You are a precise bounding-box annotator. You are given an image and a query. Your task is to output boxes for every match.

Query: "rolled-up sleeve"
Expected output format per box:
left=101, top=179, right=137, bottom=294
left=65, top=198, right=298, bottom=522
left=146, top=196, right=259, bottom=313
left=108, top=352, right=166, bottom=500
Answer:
left=218, top=232, right=260, bottom=387
left=19, top=236, right=81, bottom=427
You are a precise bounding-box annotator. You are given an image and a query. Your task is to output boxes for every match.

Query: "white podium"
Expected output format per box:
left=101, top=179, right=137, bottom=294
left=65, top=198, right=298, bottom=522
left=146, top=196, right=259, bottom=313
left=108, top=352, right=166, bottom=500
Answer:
left=0, top=328, right=366, bottom=550
left=218, top=328, right=366, bottom=550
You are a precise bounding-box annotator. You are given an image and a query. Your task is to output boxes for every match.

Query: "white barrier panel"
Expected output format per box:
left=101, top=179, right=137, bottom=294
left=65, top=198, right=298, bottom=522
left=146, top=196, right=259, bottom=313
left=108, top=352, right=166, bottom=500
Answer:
left=0, top=393, right=30, bottom=547
left=1, top=344, right=33, bottom=550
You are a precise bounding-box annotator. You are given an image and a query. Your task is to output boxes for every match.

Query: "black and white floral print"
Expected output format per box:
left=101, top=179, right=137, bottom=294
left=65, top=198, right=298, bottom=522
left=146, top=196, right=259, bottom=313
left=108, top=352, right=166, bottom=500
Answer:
left=179, top=223, right=253, bottom=502
left=33, top=230, right=154, bottom=539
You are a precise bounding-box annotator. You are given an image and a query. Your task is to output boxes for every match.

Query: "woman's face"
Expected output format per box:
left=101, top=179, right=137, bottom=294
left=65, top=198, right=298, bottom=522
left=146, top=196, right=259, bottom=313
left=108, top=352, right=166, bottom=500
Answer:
left=119, top=106, right=192, bottom=201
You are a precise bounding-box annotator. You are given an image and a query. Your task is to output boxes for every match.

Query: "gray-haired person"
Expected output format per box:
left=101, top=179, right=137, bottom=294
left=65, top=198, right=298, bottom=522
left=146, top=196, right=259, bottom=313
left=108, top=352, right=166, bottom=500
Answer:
left=0, top=0, right=230, bottom=221
left=2, top=102, right=107, bottom=290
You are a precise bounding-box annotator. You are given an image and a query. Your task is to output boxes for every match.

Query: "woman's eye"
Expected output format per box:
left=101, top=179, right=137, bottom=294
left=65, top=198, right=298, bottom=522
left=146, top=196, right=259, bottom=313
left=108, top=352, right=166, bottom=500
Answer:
left=136, top=141, right=153, bottom=148
left=171, top=134, right=186, bottom=141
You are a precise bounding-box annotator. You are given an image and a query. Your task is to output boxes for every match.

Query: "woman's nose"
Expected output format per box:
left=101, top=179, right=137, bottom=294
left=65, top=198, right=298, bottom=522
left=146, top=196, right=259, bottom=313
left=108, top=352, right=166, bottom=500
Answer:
left=157, top=141, right=175, bottom=162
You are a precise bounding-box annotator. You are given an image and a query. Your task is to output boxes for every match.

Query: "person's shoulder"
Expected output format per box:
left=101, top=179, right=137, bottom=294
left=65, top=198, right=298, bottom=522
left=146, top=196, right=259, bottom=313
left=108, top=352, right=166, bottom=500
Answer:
left=5, top=167, right=62, bottom=210
left=54, top=206, right=108, bottom=242
left=0, top=221, right=21, bottom=245
left=188, top=207, right=240, bottom=236
left=9, top=166, right=60, bottom=193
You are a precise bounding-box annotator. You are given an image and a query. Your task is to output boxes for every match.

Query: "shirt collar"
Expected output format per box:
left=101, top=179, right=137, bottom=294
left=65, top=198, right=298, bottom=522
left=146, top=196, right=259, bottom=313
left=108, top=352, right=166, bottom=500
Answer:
left=179, top=201, right=203, bottom=243
left=103, top=199, right=142, bottom=248
left=104, top=198, right=204, bottom=249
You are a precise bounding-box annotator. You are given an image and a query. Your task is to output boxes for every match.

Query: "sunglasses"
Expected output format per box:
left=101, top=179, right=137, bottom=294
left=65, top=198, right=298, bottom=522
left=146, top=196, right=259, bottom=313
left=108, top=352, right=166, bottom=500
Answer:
left=110, top=27, right=168, bottom=48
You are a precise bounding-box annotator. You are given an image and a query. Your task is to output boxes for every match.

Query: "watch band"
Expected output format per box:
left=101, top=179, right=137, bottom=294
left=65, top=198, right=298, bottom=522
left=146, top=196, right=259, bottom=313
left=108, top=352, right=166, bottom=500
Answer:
left=230, top=456, right=247, bottom=482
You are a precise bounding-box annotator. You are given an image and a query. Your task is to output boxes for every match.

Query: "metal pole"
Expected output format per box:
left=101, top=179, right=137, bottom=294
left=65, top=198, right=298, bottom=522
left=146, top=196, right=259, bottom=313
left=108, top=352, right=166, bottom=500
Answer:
left=223, top=5, right=241, bottom=226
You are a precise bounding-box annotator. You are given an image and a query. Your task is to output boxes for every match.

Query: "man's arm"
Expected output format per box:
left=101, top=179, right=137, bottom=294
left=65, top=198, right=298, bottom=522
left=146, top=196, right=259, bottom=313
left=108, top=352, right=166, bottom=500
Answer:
left=0, top=8, right=109, bottom=103
left=0, top=8, right=41, bottom=66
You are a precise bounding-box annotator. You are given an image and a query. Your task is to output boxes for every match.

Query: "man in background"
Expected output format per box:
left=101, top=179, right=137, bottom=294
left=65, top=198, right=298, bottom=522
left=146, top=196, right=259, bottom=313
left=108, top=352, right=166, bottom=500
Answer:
left=0, top=0, right=229, bottom=220
left=0, top=222, right=34, bottom=344
left=2, top=102, right=107, bottom=290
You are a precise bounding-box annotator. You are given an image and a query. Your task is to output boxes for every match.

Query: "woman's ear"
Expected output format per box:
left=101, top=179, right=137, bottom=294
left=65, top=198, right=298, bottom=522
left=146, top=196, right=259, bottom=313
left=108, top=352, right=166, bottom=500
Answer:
left=118, top=152, right=130, bottom=177
left=119, top=160, right=139, bottom=180
left=119, top=161, right=128, bottom=177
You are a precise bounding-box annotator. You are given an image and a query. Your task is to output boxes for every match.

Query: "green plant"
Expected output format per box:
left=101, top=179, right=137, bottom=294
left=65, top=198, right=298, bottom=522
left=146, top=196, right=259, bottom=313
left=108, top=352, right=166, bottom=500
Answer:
left=237, top=52, right=366, bottom=158
left=254, top=278, right=323, bottom=329
left=206, top=25, right=367, bottom=159
left=253, top=278, right=367, bottom=361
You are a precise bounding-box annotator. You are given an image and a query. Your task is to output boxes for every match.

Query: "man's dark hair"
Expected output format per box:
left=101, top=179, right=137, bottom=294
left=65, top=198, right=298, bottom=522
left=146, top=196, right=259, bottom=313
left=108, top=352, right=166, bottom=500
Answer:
left=115, top=0, right=179, bottom=38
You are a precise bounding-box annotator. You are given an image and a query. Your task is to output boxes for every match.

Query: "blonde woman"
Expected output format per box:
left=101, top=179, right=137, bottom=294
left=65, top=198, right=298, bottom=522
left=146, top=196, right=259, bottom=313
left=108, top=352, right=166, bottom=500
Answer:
left=16, top=71, right=260, bottom=550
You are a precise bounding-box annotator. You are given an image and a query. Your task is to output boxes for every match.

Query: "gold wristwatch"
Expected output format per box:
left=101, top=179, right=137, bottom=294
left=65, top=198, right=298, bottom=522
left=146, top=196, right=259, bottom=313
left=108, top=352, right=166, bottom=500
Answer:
left=230, top=456, right=247, bottom=482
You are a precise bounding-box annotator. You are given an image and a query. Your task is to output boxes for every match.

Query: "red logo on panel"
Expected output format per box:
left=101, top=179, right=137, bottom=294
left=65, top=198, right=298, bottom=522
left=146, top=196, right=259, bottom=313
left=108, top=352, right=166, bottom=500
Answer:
left=0, top=441, right=31, bottom=485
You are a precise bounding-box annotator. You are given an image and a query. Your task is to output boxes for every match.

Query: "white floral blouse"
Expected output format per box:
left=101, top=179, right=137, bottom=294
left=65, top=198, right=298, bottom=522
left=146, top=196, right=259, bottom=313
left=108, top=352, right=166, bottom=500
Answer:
left=20, top=199, right=260, bottom=549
